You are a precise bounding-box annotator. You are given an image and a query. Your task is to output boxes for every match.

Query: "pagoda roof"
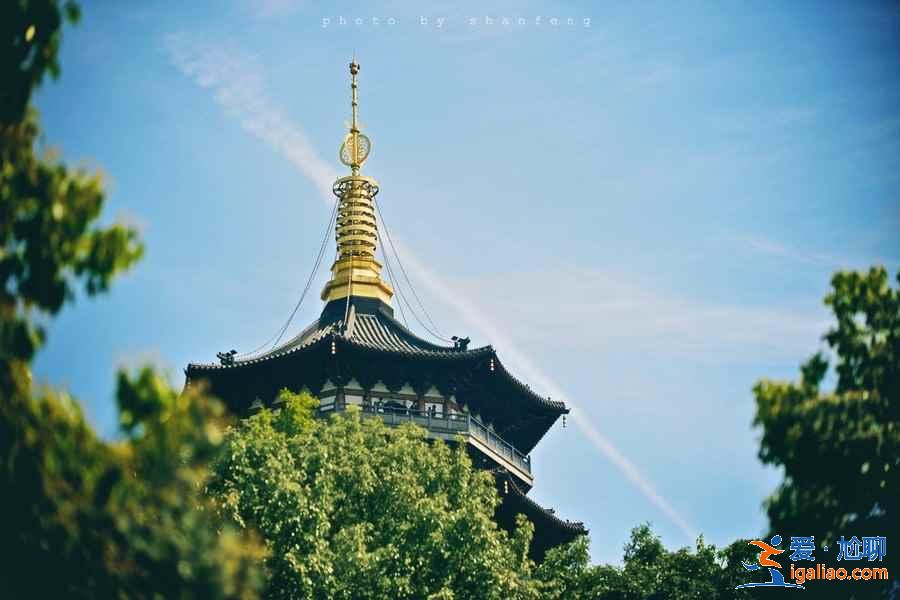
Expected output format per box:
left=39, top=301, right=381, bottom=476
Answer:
left=493, top=470, right=587, bottom=561
left=189, top=297, right=488, bottom=369
left=187, top=296, right=567, bottom=415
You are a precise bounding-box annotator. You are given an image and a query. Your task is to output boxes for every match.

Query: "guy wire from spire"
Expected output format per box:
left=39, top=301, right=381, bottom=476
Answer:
left=235, top=196, right=339, bottom=358
left=378, top=231, right=410, bottom=328
left=382, top=242, right=434, bottom=339
left=342, top=249, right=353, bottom=332
left=366, top=215, right=427, bottom=337
left=373, top=197, right=452, bottom=343
left=271, top=196, right=338, bottom=348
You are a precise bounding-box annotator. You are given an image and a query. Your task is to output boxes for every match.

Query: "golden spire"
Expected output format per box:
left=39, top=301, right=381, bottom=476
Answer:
left=321, top=60, right=393, bottom=306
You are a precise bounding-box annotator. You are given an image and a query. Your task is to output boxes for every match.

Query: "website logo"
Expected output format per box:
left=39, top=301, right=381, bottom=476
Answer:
left=736, top=534, right=804, bottom=589
left=735, top=534, right=889, bottom=590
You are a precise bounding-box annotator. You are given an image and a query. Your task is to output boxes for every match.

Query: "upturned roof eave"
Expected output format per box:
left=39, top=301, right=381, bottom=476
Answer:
left=496, top=470, right=587, bottom=535
left=187, top=341, right=569, bottom=416
left=185, top=332, right=493, bottom=373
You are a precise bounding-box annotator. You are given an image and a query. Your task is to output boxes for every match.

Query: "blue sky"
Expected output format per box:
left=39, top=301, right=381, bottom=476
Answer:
left=33, top=0, right=899, bottom=564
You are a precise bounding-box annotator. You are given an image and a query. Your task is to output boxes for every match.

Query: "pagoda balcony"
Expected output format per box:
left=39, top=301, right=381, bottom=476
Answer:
left=320, top=403, right=534, bottom=487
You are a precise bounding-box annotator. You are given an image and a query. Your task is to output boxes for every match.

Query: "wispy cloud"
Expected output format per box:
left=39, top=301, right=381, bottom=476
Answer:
left=164, top=33, right=698, bottom=541
left=731, top=233, right=836, bottom=266
left=164, top=33, right=338, bottom=200
left=444, top=265, right=829, bottom=362
left=391, top=248, right=700, bottom=540
left=726, top=232, right=898, bottom=272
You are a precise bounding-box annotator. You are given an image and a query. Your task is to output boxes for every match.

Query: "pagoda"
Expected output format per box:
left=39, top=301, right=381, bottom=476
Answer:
left=185, top=61, right=585, bottom=560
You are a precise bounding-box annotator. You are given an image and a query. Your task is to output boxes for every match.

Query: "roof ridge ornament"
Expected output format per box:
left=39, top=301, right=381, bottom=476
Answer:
left=216, top=349, right=237, bottom=365
left=451, top=335, right=470, bottom=351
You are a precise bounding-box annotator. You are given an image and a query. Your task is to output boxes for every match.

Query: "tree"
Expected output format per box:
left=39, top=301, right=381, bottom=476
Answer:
left=1, top=369, right=266, bottom=598
left=210, top=390, right=540, bottom=600
left=534, top=524, right=755, bottom=600
left=1, top=0, right=142, bottom=397
left=753, top=266, right=899, bottom=598
left=1, top=3, right=265, bottom=597
left=1, top=0, right=80, bottom=125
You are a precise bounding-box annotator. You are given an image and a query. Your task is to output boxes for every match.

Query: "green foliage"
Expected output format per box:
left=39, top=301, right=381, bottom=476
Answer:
left=117, top=364, right=179, bottom=434
left=535, top=525, right=755, bottom=600
left=5, top=4, right=893, bottom=599
left=534, top=536, right=598, bottom=598
left=1, top=0, right=81, bottom=125
left=0, top=369, right=266, bottom=598
left=753, top=266, right=899, bottom=598
left=1, top=3, right=263, bottom=596
left=1, top=107, right=143, bottom=368
left=1, top=0, right=143, bottom=399
left=210, top=390, right=540, bottom=600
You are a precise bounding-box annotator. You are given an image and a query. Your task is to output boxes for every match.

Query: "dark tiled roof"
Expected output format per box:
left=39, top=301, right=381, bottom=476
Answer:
left=344, top=306, right=489, bottom=357
left=185, top=296, right=567, bottom=414
left=188, top=299, right=488, bottom=373
left=186, top=318, right=332, bottom=372
left=491, top=360, right=567, bottom=413
left=493, top=469, right=586, bottom=561
left=502, top=473, right=586, bottom=535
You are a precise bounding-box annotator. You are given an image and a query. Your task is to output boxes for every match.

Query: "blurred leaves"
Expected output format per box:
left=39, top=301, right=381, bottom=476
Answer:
left=753, top=266, right=899, bottom=598
left=1, top=108, right=143, bottom=370
left=2, top=0, right=143, bottom=395
left=1, top=2, right=262, bottom=597
left=1, top=0, right=80, bottom=125
left=0, top=369, right=266, bottom=598
left=117, top=365, right=178, bottom=435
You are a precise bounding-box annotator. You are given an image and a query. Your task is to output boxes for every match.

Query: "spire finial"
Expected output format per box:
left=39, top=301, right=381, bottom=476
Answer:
left=340, top=57, right=370, bottom=175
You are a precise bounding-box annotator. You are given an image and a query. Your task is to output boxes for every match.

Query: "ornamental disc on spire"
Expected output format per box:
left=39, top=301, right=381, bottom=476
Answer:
left=340, top=132, right=370, bottom=167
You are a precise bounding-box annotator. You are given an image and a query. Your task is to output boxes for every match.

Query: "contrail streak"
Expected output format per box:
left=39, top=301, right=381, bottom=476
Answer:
left=389, top=250, right=698, bottom=542
left=165, top=33, right=338, bottom=199
left=165, top=34, right=698, bottom=542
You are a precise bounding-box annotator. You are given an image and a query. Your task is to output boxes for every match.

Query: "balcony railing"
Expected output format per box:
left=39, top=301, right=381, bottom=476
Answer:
left=321, top=403, right=532, bottom=478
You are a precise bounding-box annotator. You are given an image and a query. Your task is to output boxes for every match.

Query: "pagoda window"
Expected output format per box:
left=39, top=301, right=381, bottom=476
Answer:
left=311, top=381, right=336, bottom=412
left=367, top=381, right=391, bottom=407
left=423, top=385, right=444, bottom=418
left=319, top=379, right=338, bottom=399
left=343, top=378, right=365, bottom=407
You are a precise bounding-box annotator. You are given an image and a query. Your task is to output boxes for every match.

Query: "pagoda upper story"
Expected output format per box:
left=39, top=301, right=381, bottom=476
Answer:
left=185, top=60, right=585, bottom=559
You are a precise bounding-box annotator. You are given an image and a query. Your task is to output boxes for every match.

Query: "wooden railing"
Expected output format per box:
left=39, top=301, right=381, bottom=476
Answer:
left=322, top=403, right=532, bottom=477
